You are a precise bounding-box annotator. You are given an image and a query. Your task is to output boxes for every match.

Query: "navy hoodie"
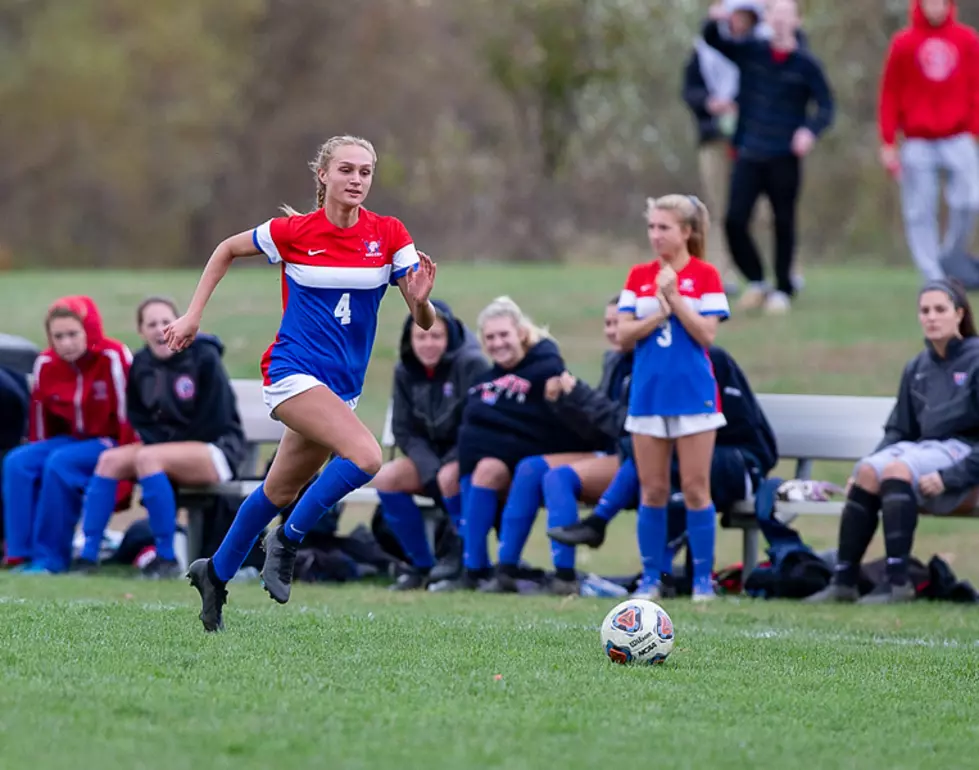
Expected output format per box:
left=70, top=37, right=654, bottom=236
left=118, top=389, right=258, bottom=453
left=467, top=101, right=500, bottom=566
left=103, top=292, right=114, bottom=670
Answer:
left=127, top=334, right=246, bottom=474
left=709, top=346, right=777, bottom=475
left=391, top=299, right=490, bottom=488
left=458, top=338, right=603, bottom=475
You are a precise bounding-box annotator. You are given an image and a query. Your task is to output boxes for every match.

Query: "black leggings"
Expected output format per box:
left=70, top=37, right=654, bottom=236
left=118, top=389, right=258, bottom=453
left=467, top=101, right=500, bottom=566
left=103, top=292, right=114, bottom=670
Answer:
left=725, top=154, right=801, bottom=296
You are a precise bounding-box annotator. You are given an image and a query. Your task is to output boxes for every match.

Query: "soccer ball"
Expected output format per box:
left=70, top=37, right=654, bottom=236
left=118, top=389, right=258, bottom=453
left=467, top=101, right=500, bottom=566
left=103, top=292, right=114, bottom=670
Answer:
left=600, top=598, right=674, bottom=665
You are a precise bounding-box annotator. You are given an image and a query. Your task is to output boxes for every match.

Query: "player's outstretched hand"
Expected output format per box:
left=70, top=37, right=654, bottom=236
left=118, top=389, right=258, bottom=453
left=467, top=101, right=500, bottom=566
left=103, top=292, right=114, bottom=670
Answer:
left=163, top=314, right=200, bottom=352
left=407, top=251, right=437, bottom=305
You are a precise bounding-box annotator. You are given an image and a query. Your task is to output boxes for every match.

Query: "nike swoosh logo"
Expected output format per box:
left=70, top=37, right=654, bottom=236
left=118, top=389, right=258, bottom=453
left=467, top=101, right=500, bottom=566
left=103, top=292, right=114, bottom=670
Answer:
left=308, top=249, right=325, bottom=256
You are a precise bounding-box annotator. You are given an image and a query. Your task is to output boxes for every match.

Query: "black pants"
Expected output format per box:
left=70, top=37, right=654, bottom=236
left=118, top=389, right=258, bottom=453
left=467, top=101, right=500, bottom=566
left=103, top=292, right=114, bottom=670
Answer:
left=725, top=154, right=801, bottom=296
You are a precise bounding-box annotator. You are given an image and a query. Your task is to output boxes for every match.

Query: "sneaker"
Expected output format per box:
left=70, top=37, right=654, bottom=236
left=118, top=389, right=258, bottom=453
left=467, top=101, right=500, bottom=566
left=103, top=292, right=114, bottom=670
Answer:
left=478, top=571, right=520, bottom=594
left=187, top=558, right=228, bottom=633
left=631, top=577, right=662, bottom=600
left=71, top=558, right=99, bottom=576
left=428, top=572, right=484, bottom=593
left=260, top=525, right=299, bottom=604
left=763, top=291, right=791, bottom=315
left=804, top=582, right=859, bottom=604
left=389, top=571, right=429, bottom=592
left=429, top=530, right=463, bottom=583
left=547, top=517, right=606, bottom=549
left=548, top=577, right=579, bottom=596
left=692, top=589, right=717, bottom=603
left=857, top=581, right=916, bottom=605
left=140, top=557, right=182, bottom=580
left=737, top=284, right=768, bottom=311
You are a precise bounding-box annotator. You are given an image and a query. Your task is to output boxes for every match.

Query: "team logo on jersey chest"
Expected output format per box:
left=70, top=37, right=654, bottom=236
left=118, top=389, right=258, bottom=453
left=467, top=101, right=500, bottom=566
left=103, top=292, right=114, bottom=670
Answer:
left=174, top=374, right=196, bottom=400
left=364, top=238, right=383, bottom=259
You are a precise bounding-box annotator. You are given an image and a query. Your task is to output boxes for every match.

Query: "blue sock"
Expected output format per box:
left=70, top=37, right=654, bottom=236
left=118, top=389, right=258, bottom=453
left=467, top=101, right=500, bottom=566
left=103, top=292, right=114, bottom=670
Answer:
left=80, top=475, right=119, bottom=562
left=687, top=504, right=717, bottom=593
left=543, top=466, right=581, bottom=571
left=462, top=483, right=498, bottom=572
left=379, top=491, right=434, bottom=570
left=140, top=472, right=177, bottom=561
left=637, top=505, right=667, bottom=585
left=283, top=457, right=374, bottom=542
left=212, top=486, right=282, bottom=582
left=496, top=456, right=549, bottom=566
left=594, top=457, right=640, bottom=522
left=443, top=493, right=462, bottom=531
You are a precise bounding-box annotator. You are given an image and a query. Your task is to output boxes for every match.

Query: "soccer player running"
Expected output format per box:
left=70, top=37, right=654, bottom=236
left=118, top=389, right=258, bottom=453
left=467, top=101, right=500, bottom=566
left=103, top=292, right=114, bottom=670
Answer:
left=164, top=136, right=437, bottom=631
left=617, top=195, right=730, bottom=601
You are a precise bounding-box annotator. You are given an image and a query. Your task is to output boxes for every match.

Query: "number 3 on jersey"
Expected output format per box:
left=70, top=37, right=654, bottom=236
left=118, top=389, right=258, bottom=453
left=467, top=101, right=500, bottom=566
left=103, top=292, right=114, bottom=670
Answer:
left=335, top=292, right=352, bottom=326
left=656, top=318, right=672, bottom=348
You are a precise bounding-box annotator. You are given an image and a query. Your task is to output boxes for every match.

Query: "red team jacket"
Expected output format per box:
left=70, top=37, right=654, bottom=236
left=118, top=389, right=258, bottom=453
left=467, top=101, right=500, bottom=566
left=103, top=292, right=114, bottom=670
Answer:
left=30, top=295, right=135, bottom=446
left=879, top=0, right=979, bottom=145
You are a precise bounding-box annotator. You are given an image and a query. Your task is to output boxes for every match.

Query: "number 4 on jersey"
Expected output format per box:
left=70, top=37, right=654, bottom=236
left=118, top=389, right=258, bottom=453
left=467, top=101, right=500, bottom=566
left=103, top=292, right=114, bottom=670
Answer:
left=335, top=292, right=352, bottom=326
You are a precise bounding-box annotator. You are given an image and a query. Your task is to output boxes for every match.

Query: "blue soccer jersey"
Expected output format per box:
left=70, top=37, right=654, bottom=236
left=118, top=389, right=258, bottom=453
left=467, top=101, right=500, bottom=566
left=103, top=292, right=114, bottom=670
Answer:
left=618, top=258, right=730, bottom=417
left=252, top=208, right=419, bottom=402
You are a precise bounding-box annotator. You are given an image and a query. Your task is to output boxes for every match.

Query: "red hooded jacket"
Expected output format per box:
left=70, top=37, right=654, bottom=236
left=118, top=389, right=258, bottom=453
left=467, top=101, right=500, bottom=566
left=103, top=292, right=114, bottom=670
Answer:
left=879, top=0, right=979, bottom=145
left=30, top=296, right=135, bottom=445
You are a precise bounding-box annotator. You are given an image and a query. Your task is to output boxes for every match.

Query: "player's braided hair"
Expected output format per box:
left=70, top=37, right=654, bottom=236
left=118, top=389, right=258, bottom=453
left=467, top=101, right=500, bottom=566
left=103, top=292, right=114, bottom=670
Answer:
left=645, top=194, right=710, bottom=259
left=281, top=135, right=378, bottom=217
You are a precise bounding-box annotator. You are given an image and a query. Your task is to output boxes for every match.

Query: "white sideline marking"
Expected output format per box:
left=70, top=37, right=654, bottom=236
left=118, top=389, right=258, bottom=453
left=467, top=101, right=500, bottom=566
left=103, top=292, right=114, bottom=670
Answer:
left=1, top=595, right=976, bottom=649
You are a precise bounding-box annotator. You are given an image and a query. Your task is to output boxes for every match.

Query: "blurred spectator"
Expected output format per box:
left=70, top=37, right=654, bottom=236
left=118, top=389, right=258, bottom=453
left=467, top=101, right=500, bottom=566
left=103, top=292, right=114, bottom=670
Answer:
left=878, top=0, right=979, bottom=284
left=372, top=299, right=489, bottom=590
left=704, top=0, right=834, bottom=315
left=76, top=297, right=245, bottom=578
left=2, top=296, right=134, bottom=571
left=431, top=296, right=599, bottom=591
left=479, top=296, right=632, bottom=595
left=683, top=0, right=770, bottom=294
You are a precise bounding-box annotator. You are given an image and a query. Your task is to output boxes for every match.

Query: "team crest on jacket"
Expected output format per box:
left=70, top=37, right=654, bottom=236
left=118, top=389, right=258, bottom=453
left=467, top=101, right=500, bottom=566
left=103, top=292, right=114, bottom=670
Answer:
left=364, top=238, right=383, bottom=258
left=92, top=381, right=108, bottom=401
left=174, top=374, right=196, bottom=400
left=954, top=371, right=967, bottom=386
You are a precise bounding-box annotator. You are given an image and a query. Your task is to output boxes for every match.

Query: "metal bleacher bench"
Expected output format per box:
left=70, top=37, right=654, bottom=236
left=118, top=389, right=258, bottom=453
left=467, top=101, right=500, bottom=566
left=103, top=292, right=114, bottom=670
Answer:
left=178, top=380, right=967, bottom=576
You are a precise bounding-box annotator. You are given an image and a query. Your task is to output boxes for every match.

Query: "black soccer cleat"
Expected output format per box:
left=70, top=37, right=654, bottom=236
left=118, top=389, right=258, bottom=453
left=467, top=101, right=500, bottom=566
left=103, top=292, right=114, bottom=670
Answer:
left=260, top=525, right=299, bottom=604
left=547, top=516, right=607, bottom=549
left=141, top=557, right=182, bottom=580
left=187, top=558, right=228, bottom=633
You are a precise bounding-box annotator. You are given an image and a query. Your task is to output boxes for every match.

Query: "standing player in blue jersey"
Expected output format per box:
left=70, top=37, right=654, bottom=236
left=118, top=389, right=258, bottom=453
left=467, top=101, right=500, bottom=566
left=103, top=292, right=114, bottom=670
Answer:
left=617, top=194, right=730, bottom=601
left=163, top=135, right=437, bottom=631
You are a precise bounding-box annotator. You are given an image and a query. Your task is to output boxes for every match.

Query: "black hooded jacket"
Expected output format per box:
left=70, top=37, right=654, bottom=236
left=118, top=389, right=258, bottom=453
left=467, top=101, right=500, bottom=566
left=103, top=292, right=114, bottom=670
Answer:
left=548, top=349, right=633, bottom=454
left=391, top=300, right=490, bottom=488
left=127, top=334, right=246, bottom=474
left=877, top=337, right=979, bottom=493
left=458, top=337, right=605, bottom=475
left=709, top=346, right=777, bottom=475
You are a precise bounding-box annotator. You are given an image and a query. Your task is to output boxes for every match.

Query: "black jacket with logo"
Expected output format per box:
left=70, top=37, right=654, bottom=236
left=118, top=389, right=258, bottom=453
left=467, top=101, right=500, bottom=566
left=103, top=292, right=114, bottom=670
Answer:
left=391, top=299, right=490, bottom=489
left=877, top=337, right=979, bottom=493
left=127, top=334, right=245, bottom=475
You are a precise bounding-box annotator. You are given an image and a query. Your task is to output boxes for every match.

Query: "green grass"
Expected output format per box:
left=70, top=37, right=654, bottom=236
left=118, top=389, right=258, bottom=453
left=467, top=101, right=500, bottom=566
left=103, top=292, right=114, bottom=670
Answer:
left=2, top=577, right=979, bottom=770
left=4, top=265, right=979, bottom=768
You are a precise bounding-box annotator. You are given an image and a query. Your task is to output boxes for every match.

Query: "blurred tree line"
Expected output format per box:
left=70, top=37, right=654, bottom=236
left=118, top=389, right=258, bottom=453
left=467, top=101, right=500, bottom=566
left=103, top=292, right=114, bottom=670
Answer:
left=2, top=0, right=977, bottom=267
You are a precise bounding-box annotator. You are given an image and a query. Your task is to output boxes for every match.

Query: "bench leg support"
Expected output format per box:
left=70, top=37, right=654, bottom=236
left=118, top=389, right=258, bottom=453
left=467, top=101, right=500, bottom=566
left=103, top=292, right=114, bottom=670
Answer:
left=741, top=527, right=759, bottom=591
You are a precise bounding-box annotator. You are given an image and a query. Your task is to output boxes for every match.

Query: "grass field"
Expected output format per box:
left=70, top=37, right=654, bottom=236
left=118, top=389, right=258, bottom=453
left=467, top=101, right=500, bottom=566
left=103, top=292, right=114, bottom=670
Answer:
left=2, top=577, right=979, bottom=770
left=3, top=263, right=979, bottom=769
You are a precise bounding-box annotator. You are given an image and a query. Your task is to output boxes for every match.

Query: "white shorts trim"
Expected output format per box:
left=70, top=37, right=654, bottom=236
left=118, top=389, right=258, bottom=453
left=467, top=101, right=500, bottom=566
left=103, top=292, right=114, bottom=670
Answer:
left=262, top=374, right=360, bottom=419
left=625, top=413, right=727, bottom=439
left=206, top=444, right=234, bottom=483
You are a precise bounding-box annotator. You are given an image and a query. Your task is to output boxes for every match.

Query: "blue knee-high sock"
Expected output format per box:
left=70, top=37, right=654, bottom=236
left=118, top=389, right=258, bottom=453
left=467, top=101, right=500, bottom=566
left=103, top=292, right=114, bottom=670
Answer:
left=283, top=457, right=374, bottom=542
left=543, top=466, right=581, bottom=571
left=443, top=493, right=462, bottom=530
left=140, top=472, right=177, bottom=561
left=212, top=486, right=282, bottom=582
left=379, top=491, right=434, bottom=570
left=594, top=457, right=640, bottom=522
left=80, top=475, right=120, bottom=562
left=687, top=504, right=717, bottom=593
left=637, top=505, right=667, bottom=585
left=496, top=456, right=549, bottom=566
left=462, top=483, right=497, bottom=572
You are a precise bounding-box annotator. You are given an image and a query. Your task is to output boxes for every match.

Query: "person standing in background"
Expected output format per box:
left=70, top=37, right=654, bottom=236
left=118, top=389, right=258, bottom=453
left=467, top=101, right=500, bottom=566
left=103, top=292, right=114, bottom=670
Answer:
left=682, top=0, right=767, bottom=296
left=703, top=0, right=834, bottom=316
left=878, top=0, right=979, bottom=284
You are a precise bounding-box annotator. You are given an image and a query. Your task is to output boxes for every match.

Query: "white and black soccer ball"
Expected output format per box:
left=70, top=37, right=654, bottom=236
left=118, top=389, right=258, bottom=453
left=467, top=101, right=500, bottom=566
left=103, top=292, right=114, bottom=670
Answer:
left=600, top=598, right=674, bottom=665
